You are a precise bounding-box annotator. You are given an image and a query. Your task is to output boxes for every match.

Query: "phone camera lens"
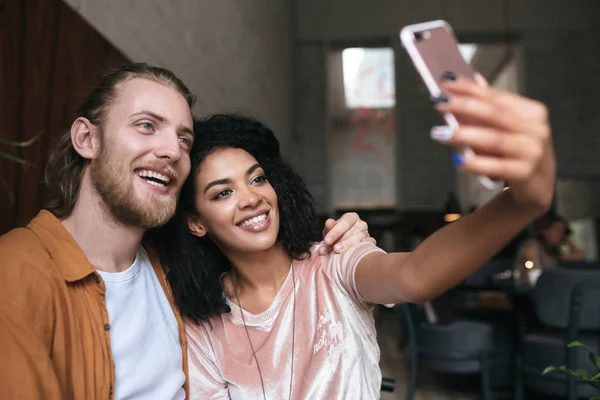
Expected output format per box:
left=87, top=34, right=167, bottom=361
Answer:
left=414, top=32, right=423, bottom=41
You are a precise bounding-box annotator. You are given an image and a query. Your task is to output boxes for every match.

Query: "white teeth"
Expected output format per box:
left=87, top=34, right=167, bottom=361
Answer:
left=146, top=180, right=164, bottom=187
left=240, top=213, right=267, bottom=228
left=136, top=169, right=171, bottom=185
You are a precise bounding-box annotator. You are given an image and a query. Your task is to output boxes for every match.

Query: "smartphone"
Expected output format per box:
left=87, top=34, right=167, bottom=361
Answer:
left=400, top=20, right=501, bottom=190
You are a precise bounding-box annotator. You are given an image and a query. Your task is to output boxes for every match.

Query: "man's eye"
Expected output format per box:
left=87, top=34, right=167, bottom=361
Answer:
left=139, top=122, right=153, bottom=130
left=179, top=137, right=192, bottom=146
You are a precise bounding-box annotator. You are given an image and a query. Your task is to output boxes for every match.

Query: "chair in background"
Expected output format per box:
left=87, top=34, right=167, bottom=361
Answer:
left=515, top=268, right=600, bottom=400
left=559, top=260, right=600, bottom=271
left=462, top=258, right=514, bottom=289
left=399, top=291, right=457, bottom=351
left=401, top=303, right=494, bottom=400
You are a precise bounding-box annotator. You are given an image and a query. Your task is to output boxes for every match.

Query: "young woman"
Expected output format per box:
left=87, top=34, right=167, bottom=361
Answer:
left=159, top=75, right=555, bottom=399
left=519, top=212, right=585, bottom=272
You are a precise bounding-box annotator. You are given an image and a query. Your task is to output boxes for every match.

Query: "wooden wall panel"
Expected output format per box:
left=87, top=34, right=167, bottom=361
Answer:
left=16, top=0, right=60, bottom=229
left=0, top=0, right=24, bottom=233
left=0, top=0, right=129, bottom=234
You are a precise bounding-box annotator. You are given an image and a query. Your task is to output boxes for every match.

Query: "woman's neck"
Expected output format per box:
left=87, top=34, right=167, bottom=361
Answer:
left=227, top=242, right=292, bottom=291
left=223, top=243, right=293, bottom=313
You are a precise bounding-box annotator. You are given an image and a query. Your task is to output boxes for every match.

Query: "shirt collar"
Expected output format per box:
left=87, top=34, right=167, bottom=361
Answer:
left=27, top=210, right=97, bottom=282
left=27, top=211, right=170, bottom=286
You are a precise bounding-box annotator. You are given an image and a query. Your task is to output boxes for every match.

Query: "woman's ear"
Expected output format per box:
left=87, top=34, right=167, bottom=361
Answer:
left=187, top=213, right=208, bottom=238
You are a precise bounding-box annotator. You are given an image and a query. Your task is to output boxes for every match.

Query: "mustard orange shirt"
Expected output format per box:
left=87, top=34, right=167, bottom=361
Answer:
left=0, top=210, right=188, bottom=399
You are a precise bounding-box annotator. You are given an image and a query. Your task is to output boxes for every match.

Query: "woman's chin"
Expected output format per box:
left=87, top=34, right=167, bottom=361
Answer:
left=228, top=238, right=279, bottom=255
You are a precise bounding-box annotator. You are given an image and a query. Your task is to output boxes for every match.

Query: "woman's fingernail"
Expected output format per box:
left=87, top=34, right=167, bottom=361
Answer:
left=441, top=71, right=457, bottom=81
left=430, top=126, right=454, bottom=141
left=324, top=236, right=333, bottom=245
left=334, top=244, right=343, bottom=252
left=430, top=95, right=449, bottom=104
left=451, top=153, right=465, bottom=166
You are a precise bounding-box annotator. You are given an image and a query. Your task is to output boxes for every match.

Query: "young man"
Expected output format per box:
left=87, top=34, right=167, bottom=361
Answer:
left=0, top=63, right=372, bottom=399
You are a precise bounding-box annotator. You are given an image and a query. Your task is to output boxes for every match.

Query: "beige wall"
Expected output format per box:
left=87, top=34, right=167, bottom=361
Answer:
left=296, top=0, right=600, bottom=41
left=327, top=51, right=396, bottom=209
left=63, top=0, right=294, bottom=155
left=64, top=0, right=600, bottom=216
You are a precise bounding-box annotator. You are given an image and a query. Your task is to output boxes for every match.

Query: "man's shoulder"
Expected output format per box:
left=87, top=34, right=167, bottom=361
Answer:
left=0, top=226, right=61, bottom=318
left=0, top=226, right=53, bottom=272
left=0, top=227, right=61, bottom=332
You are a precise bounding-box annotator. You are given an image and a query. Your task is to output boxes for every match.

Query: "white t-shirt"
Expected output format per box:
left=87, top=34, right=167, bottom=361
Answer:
left=97, top=247, right=185, bottom=400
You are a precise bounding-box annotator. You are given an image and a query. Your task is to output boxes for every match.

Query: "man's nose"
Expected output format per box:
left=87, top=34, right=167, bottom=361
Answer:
left=154, top=132, right=182, bottom=161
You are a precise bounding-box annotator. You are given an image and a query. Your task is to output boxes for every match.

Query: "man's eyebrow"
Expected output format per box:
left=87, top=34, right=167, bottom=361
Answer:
left=129, top=110, right=167, bottom=122
left=179, top=125, right=194, bottom=136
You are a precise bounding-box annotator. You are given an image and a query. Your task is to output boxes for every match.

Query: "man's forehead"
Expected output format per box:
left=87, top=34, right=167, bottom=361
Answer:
left=110, top=78, right=192, bottom=123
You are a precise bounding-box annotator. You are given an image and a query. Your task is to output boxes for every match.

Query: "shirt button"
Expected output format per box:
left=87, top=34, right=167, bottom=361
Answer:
left=109, top=386, right=113, bottom=397
left=94, top=275, right=101, bottom=284
left=104, top=324, right=111, bottom=331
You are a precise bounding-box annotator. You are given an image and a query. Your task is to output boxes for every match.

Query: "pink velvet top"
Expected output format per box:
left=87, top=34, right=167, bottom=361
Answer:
left=186, top=242, right=386, bottom=399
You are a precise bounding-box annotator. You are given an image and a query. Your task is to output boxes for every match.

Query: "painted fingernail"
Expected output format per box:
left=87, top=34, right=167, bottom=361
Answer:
left=430, top=95, right=449, bottom=104
left=324, top=236, right=333, bottom=245
left=430, top=126, right=454, bottom=141
left=451, top=153, right=465, bottom=166
left=441, top=71, right=457, bottom=81
left=334, top=244, right=343, bottom=252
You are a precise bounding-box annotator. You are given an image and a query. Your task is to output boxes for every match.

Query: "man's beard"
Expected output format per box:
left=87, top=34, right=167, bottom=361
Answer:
left=89, top=144, right=178, bottom=230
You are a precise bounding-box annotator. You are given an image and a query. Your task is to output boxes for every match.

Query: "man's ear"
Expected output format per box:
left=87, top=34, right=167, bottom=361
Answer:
left=71, top=117, right=101, bottom=160
left=187, top=213, right=208, bottom=238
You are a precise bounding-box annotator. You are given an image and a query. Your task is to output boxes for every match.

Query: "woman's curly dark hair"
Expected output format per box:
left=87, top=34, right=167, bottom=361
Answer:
left=154, top=113, right=321, bottom=324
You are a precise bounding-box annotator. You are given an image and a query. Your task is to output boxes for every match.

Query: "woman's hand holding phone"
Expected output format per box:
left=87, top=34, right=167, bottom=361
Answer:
left=429, top=72, right=556, bottom=214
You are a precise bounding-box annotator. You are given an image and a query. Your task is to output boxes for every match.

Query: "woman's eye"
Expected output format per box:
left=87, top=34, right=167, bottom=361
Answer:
left=213, top=189, right=232, bottom=200
left=252, top=175, right=267, bottom=185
